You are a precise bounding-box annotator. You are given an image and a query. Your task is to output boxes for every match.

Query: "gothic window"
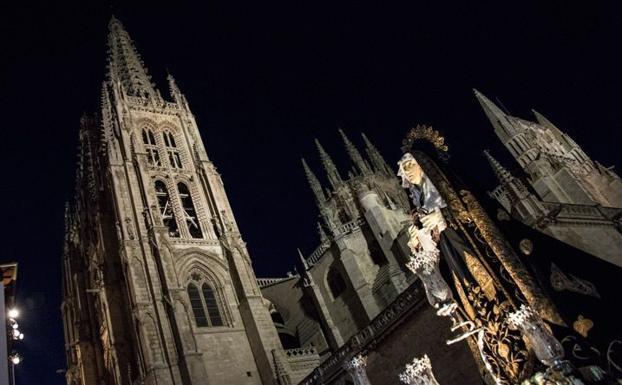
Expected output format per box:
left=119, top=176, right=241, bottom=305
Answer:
left=338, top=210, right=350, bottom=224
left=327, top=266, right=346, bottom=299
left=187, top=279, right=225, bottom=328
left=142, top=129, right=161, bottom=166
left=155, top=181, right=180, bottom=237
left=163, top=131, right=183, bottom=169
left=187, top=283, right=208, bottom=327
left=202, top=283, right=224, bottom=326
left=177, top=183, right=203, bottom=238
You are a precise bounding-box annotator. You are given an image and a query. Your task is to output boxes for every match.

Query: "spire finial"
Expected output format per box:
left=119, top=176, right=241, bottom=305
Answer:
left=314, top=139, right=342, bottom=189
left=302, top=158, right=325, bottom=203
left=531, top=109, right=559, bottom=131
left=339, top=128, right=371, bottom=175
left=483, top=150, right=513, bottom=184
left=167, top=72, right=188, bottom=107
left=361, top=132, right=392, bottom=175
left=473, top=89, right=513, bottom=129
left=107, top=16, right=160, bottom=100
left=297, top=248, right=309, bottom=270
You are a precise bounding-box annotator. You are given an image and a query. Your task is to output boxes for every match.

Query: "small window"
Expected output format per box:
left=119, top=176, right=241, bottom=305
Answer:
left=188, top=283, right=208, bottom=327
left=178, top=183, right=202, bottom=238
left=155, top=181, right=179, bottom=237
left=142, top=128, right=161, bottom=166
left=327, top=267, right=346, bottom=298
left=163, top=131, right=182, bottom=169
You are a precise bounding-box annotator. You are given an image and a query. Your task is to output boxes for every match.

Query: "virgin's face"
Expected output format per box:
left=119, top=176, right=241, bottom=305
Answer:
left=401, top=160, right=423, bottom=185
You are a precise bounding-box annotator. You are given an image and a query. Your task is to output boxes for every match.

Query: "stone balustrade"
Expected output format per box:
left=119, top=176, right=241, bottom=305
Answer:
left=298, top=281, right=426, bottom=385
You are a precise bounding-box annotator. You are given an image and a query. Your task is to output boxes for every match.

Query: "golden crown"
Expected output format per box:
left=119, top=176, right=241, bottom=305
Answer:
left=401, top=125, right=449, bottom=155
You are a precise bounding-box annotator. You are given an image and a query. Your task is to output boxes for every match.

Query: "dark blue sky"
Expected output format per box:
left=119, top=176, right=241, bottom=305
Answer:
left=1, top=1, right=621, bottom=384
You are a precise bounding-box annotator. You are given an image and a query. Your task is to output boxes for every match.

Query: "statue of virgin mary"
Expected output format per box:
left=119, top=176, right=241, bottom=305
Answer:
left=397, top=125, right=565, bottom=385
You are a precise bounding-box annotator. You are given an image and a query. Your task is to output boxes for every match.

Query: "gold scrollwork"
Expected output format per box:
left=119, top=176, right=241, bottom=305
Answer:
left=460, top=190, right=564, bottom=326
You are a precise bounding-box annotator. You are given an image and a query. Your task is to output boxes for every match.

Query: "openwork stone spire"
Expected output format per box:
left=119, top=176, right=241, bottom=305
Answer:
left=473, top=88, right=507, bottom=123
left=107, top=16, right=159, bottom=99
left=361, top=133, right=392, bottom=175
left=483, top=150, right=513, bottom=184
left=315, top=139, right=343, bottom=189
left=339, top=128, right=371, bottom=175
left=302, top=158, right=325, bottom=203
left=167, top=73, right=188, bottom=107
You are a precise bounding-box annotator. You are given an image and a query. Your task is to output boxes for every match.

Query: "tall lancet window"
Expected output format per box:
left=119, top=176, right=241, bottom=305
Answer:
left=142, top=129, right=160, bottom=166
left=163, top=131, right=182, bottom=169
left=155, top=181, right=180, bottom=237
left=202, top=283, right=224, bottom=326
left=177, top=183, right=202, bottom=238
left=187, top=283, right=208, bottom=327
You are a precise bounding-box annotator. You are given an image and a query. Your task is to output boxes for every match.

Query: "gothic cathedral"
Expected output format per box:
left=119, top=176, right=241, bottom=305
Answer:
left=474, top=90, right=622, bottom=267
left=62, top=17, right=285, bottom=385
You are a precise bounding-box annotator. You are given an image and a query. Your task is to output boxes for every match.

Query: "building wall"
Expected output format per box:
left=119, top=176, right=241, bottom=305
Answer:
left=295, top=283, right=482, bottom=385
left=476, top=90, right=622, bottom=267
left=365, top=308, right=481, bottom=385
left=62, top=18, right=286, bottom=385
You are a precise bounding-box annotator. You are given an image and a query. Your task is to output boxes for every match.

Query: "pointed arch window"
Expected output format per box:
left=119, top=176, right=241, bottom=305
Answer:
left=163, top=131, right=182, bottom=169
left=177, top=183, right=202, bottom=238
left=202, top=283, right=224, bottom=326
left=187, top=283, right=208, bottom=327
left=327, top=266, right=346, bottom=299
left=142, top=129, right=161, bottom=166
left=187, top=280, right=225, bottom=327
left=155, top=181, right=180, bottom=237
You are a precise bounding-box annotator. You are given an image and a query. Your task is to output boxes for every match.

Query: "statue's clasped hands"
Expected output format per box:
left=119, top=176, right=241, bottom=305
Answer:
left=421, top=209, right=447, bottom=234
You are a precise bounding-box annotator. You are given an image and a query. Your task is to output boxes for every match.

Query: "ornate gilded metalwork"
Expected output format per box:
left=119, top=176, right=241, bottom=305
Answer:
left=402, top=125, right=449, bottom=155
left=460, top=190, right=564, bottom=326
left=464, top=251, right=497, bottom=300
left=467, top=282, right=529, bottom=385
left=572, top=315, right=594, bottom=338
left=413, top=153, right=471, bottom=224
left=550, top=263, right=600, bottom=299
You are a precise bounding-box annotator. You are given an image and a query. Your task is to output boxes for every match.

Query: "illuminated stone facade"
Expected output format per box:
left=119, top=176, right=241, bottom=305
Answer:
left=60, top=17, right=304, bottom=385
left=475, top=90, right=622, bottom=267
left=259, top=132, right=482, bottom=385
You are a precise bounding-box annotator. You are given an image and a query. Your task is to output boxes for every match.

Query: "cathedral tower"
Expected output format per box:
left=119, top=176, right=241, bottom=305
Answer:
left=62, top=17, right=284, bottom=385
left=475, top=89, right=622, bottom=267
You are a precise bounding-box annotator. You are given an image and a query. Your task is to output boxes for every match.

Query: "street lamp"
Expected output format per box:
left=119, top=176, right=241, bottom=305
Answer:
left=9, top=354, right=20, bottom=365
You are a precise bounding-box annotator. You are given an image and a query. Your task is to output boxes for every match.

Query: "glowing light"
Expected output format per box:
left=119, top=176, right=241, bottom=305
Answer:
left=10, top=355, right=20, bottom=365
left=19, top=333, right=24, bottom=340
left=7, top=309, right=19, bottom=319
left=12, top=329, right=20, bottom=338
left=11, top=322, right=18, bottom=329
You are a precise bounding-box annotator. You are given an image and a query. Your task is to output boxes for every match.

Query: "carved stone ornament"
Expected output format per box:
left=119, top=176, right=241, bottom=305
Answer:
left=550, top=263, right=600, bottom=299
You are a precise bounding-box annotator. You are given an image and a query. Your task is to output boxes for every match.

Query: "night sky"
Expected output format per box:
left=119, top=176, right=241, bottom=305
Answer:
left=2, top=1, right=621, bottom=384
